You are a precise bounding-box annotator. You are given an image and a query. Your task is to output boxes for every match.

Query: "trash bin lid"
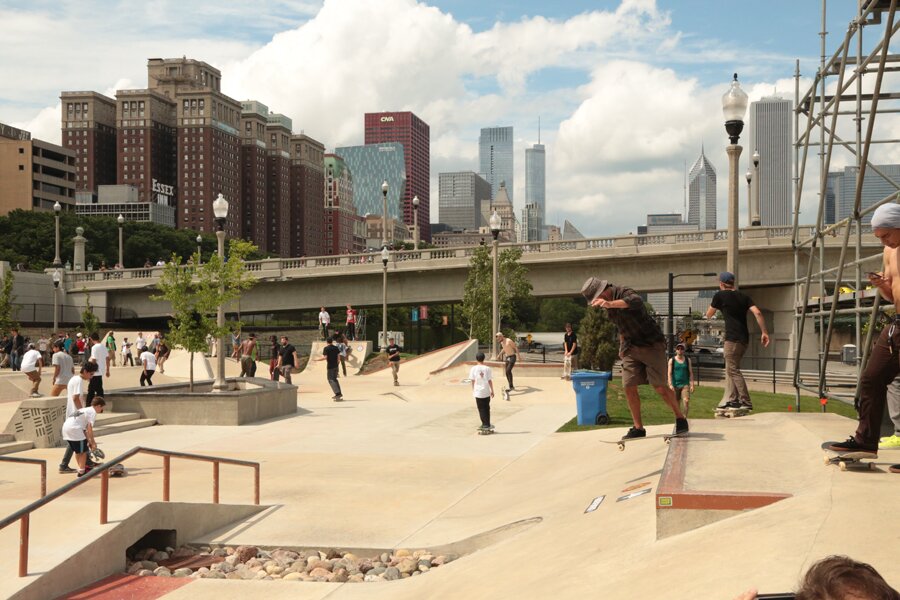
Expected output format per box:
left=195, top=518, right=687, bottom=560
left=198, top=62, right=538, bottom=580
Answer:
left=570, top=370, right=612, bottom=380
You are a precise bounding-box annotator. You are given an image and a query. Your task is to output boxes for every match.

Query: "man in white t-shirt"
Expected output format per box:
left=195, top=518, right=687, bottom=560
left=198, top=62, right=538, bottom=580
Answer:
left=20, top=343, right=44, bottom=397
left=50, top=339, right=74, bottom=397
left=318, top=307, right=331, bottom=340
left=59, top=361, right=98, bottom=474
left=61, top=396, right=106, bottom=476
left=140, top=347, right=157, bottom=386
left=86, top=332, right=110, bottom=404
left=469, top=351, right=495, bottom=431
left=135, top=332, right=147, bottom=354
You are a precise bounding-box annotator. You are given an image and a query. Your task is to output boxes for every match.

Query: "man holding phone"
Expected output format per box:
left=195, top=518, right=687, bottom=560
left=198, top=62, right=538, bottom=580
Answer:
left=826, top=202, right=900, bottom=473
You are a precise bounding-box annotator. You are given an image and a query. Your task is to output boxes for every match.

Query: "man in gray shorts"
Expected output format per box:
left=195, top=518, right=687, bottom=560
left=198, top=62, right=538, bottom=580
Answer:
left=582, top=277, right=689, bottom=439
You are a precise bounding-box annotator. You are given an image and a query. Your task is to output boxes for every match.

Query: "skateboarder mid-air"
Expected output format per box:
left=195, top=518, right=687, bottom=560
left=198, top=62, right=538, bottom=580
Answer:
left=827, top=203, right=900, bottom=473
left=581, top=277, right=688, bottom=439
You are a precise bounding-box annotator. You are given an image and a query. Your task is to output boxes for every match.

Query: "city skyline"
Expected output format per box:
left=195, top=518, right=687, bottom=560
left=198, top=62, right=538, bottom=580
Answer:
left=2, top=1, right=886, bottom=237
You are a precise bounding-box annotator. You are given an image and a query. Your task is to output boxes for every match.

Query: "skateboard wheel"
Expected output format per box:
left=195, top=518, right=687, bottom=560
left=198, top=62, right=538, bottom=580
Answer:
left=665, top=438, right=671, bottom=445
left=839, top=461, right=848, bottom=471
left=867, top=462, right=875, bottom=471
left=617, top=443, right=625, bottom=451
left=823, top=455, right=831, bottom=465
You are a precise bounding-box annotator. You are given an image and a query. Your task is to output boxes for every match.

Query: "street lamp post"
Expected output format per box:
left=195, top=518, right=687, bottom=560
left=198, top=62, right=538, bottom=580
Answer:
left=412, top=195, right=419, bottom=250
left=489, top=210, right=502, bottom=359
left=745, top=170, right=752, bottom=227
left=751, top=149, right=761, bottom=226
left=722, top=73, right=748, bottom=284
left=196, top=234, right=203, bottom=263
left=212, top=193, right=229, bottom=391
left=52, top=201, right=62, bottom=268
left=117, top=214, right=125, bottom=268
left=381, top=246, right=389, bottom=350
left=667, top=272, right=717, bottom=357
left=381, top=180, right=389, bottom=250
left=52, top=269, right=61, bottom=334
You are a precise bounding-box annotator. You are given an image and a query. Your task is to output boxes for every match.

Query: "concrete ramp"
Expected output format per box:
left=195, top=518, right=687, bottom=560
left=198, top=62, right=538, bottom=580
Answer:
left=162, top=348, right=215, bottom=380
left=365, top=341, right=478, bottom=385
left=296, top=340, right=372, bottom=385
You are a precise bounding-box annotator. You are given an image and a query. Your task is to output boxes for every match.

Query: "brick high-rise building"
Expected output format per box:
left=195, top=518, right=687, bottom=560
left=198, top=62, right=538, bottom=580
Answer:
left=266, top=113, right=292, bottom=256
left=324, top=154, right=364, bottom=254
left=115, top=89, right=177, bottom=207
left=364, top=111, right=430, bottom=241
left=240, top=101, right=269, bottom=250
left=60, top=92, right=117, bottom=198
left=290, top=134, right=326, bottom=257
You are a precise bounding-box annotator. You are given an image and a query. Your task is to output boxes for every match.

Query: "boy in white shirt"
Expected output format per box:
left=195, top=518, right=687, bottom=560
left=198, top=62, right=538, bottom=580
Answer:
left=87, top=331, right=110, bottom=404
left=59, top=362, right=98, bottom=473
left=140, top=347, right=157, bottom=386
left=61, top=394, right=105, bottom=477
left=20, top=343, right=44, bottom=397
left=469, top=352, right=495, bottom=432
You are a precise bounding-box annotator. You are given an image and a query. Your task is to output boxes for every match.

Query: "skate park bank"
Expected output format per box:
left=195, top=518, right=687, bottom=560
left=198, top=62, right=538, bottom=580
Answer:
left=0, top=342, right=898, bottom=599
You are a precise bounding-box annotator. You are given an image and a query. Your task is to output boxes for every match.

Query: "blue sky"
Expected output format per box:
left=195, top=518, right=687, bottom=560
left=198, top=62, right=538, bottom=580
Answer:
left=0, top=0, right=883, bottom=236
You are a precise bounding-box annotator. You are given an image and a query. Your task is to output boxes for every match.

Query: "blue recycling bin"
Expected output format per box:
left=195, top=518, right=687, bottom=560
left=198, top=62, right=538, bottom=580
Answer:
left=571, top=370, right=612, bottom=425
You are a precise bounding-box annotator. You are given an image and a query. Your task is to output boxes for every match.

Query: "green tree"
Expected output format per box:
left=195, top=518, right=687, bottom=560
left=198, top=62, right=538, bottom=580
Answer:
left=152, top=240, right=258, bottom=390
left=461, top=245, right=533, bottom=343
left=535, top=297, right=586, bottom=332
left=578, top=306, right=619, bottom=371
left=0, top=270, right=18, bottom=334
left=80, top=293, right=100, bottom=337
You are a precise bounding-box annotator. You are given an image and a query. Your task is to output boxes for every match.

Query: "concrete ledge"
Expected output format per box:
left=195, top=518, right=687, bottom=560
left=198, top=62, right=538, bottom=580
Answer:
left=3, top=396, right=66, bottom=448
left=106, top=378, right=297, bottom=426
left=656, top=437, right=791, bottom=539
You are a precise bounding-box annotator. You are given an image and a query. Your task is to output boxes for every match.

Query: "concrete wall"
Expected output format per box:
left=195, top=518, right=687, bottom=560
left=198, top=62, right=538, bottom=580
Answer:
left=0, top=261, right=109, bottom=325
left=3, top=395, right=66, bottom=448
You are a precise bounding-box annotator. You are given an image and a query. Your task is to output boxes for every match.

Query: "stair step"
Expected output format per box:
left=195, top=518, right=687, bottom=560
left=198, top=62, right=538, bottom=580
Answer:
left=0, top=440, right=35, bottom=455
left=94, top=418, right=157, bottom=437
left=94, top=412, right=144, bottom=426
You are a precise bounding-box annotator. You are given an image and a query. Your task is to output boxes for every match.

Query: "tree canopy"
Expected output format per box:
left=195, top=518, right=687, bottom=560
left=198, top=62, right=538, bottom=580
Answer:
left=460, top=245, right=533, bottom=343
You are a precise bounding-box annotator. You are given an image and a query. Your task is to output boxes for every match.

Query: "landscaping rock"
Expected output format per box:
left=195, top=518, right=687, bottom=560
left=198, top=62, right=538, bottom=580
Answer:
left=153, top=567, right=171, bottom=577
left=234, top=545, right=258, bottom=563
left=383, top=567, right=401, bottom=581
left=136, top=570, right=154, bottom=577
left=282, top=572, right=304, bottom=581
left=172, top=568, right=193, bottom=577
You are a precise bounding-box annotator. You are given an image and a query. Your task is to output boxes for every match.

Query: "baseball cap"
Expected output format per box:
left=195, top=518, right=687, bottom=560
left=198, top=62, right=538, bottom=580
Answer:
left=581, top=277, right=611, bottom=302
left=675, top=342, right=685, bottom=350
left=719, top=271, right=735, bottom=284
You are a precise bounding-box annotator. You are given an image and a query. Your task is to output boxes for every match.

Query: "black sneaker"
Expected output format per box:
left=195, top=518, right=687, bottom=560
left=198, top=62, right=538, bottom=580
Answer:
left=739, top=402, right=753, bottom=410
left=674, top=418, right=689, bottom=435
left=85, top=459, right=98, bottom=468
left=826, top=437, right=877, bottom=454
left=725, top=400, right=743, bottom=409
left=622, top=427, right=646, bottom=439
left=58, top=465, right=76, bottom=474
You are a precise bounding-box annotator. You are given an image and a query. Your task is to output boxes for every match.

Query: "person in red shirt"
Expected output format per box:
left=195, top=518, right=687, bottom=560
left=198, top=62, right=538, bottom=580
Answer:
left=345, top=305, right=358, bottom=341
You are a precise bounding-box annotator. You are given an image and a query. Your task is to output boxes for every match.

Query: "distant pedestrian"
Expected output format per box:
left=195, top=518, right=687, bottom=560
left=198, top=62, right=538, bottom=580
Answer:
left=10, top=328, right=25, bottom=371
left=61, top=396, right=105, bottom=477
left=386, top=337, right=401, bottom=386
left=317, top=336, right=343, bottom=401
left=50, top=339, right=74, bottom=397
left=20, top=343, right=44, bottom=397
left=37, top=334, right=50, bottom=364
left=240, top=333, right=257, bottom=378
left=562, top=322, right=578, bottom=380
left=668, top=343, right=694, bottom=417
left=495, top=332, right=520, bottom=393
left=336, top=334, right=348, bottom=376
left=345, top=305, right=357, bottom=340
left=86, top=331, right=110, bottom=404
left=155, top=337, right=170, bottom=374
left=120, top=337, right=134, bottom=366
left=148, top=332, right=160, bottom=354
left=0, top=334, right=11, bottom=368
left=276, top=335, right=298, bottom=384
left=135, top=332, right=147, bottom=354
left=59, top=361, right=97, bottom=474
left=318, top=307, right=331, bottom=340
left=139, top=346, right=156, bottom=386
left=704, top=271, right=770, bottom=411
left=470, top=351, right=495, bottom=431
left=105, top=331, right=117, bottom=367
left=268, top=335, right=281, bottom=381
left=230, top=329, right=241, bottom=359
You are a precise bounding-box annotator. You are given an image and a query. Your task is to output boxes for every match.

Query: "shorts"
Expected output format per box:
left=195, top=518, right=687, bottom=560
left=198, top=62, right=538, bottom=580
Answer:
left=66, top=439, right=89, bottom=454
left=621, top=340, right=667, bottom=388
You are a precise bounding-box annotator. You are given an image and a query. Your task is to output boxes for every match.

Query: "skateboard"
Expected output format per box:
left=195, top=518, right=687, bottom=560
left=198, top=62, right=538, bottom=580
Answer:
left=477, top=426, right=495, bottom=435
left=822, top=442, right=877, bottom=471
left=503, top=388, right=510, bottom=401
left=109, top=463, right=127, bottom=477
left=715, top=406, right=751, bottom=418
left=602, top=431, right=687, bottom=451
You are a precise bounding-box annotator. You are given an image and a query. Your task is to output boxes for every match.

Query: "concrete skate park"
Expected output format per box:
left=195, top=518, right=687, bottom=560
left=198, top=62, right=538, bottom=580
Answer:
left=0, top=340, right=897, bottom=599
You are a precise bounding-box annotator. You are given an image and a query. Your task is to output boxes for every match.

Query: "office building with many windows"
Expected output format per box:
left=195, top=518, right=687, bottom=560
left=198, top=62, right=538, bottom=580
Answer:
left=324, top=154, right=364, bottom=254
left=60, top=91, right=117, bottom=198
left=334, top=143, right=406, bottom=220
left=0, top=123, right=75, bottom=214
left=479, top=126, right=514, bottom=204
left=438, top=171, right=491, bottom=230
left=687, top=148, right=716, bottom=230
left=290, top=133, right=326, bottom=257
left=749, top=96, right=792, bottom=226
left=525, top=141, right=545, bottom=239
left=830, top=163, right=900, bottom=225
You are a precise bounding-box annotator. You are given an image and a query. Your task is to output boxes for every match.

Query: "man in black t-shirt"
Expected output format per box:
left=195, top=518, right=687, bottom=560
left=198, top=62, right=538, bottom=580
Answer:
left=562, top=322, right=578, bottom=380
left=386, top=337, right=401, bottom=386
left=317, top=337, right=343, bottom=401
left=705, top=271, right=770, bottom=410
left=276, top=335, right=299, bottom=384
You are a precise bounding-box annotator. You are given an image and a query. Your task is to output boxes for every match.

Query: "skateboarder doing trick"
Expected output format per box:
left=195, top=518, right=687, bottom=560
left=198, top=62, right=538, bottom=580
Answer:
left=495, top=332, right=519, bottom=395
left=827, top=203, right=900, bottom=473
left=581, top=277, right=688, bottom=439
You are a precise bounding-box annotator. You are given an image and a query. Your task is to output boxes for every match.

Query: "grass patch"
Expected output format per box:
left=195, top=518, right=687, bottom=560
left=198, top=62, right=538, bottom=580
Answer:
left=557, top=378, right=857, bottom=433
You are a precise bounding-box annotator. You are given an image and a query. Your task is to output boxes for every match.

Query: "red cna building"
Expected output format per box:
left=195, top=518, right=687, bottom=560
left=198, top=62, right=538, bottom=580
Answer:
left=364, top=111, right=430, bottom=242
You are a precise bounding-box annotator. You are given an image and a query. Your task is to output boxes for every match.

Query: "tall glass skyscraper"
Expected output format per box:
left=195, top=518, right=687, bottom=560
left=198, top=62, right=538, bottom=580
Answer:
left=748, top=96, right=792, bottom=226
left=334, top=143, right=406, bottom=220
left=688, top=149, right=716, bottom=230
left=438, top=171, right=492, bottom=230
left=479, top=126, right=514, bottom=204
left=525, top=142, right=545, bottom=239
left=831, top=164, right=900, bottom=225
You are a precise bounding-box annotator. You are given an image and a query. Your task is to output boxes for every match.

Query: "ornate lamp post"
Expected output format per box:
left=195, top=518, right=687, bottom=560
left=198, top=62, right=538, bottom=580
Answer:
left=381, top=246, right=390, bottom=350
left=489, top=210, right=502, bottom=359
left=381, top=180, right=389, bottom=251
left=212, top=193, right=229, bottom=391
left=53, top=201, right=62, bottom=268
left=52, top=269, right=61, bottom=334
left=751, top=149, right=761, bottom=226
left=722, top=73, right=748, bottom=284
left=196, top=234, right=203, bottom=263
left=117, top=214, right=125, bottom=268
left=412, top=195, right=420, bottom=250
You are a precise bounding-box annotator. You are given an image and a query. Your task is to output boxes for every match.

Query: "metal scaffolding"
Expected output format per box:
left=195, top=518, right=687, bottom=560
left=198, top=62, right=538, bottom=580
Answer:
left=792, top=0, right=900, bottom=406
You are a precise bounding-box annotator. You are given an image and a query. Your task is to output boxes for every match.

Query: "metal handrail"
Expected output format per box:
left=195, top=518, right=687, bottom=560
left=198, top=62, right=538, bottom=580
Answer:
left=0, top=446, right=260, bottom=577
left=0, top=456, right=46, bottom=498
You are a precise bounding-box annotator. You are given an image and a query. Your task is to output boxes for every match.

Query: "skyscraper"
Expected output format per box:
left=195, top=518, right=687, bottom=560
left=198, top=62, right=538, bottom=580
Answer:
left=831, top=164, right=900, bottom=225
left=266, top=112, right=292, bottom=256
left=290, top=133, right=326, bottom=257
left=60, top=92, right=117, bottom=199
left=479, top=126, right=514, bottom=205
left=438, top=171, right=492, bottom=230
left=240, top=100, right=270, bottom=250
left=525, top=142, right=545, bottom=239
left=324, top=154, right=364, bottom=254
left=334, top=143, right=406, bottom=220
left=688, top=148, right=716, bottom=230
left=748, top=96, right=792, bottom=226
left=364, top=112, right=430, bottom=241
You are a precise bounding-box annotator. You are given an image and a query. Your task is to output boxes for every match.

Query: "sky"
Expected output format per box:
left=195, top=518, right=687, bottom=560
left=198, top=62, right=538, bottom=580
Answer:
left=0, top=0, right=892, bottom=237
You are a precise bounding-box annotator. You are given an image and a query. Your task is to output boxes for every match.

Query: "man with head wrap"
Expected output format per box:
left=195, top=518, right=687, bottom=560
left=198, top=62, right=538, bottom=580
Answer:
left=826, top=202, right=900, bottom=472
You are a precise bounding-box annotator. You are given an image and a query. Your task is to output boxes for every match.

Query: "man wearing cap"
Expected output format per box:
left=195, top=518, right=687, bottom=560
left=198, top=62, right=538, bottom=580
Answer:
left=581, top=277, right=688, bottom=439
left=827, top=203, right=900, bottom=471
left=705, top=272, right=770, bottom=411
